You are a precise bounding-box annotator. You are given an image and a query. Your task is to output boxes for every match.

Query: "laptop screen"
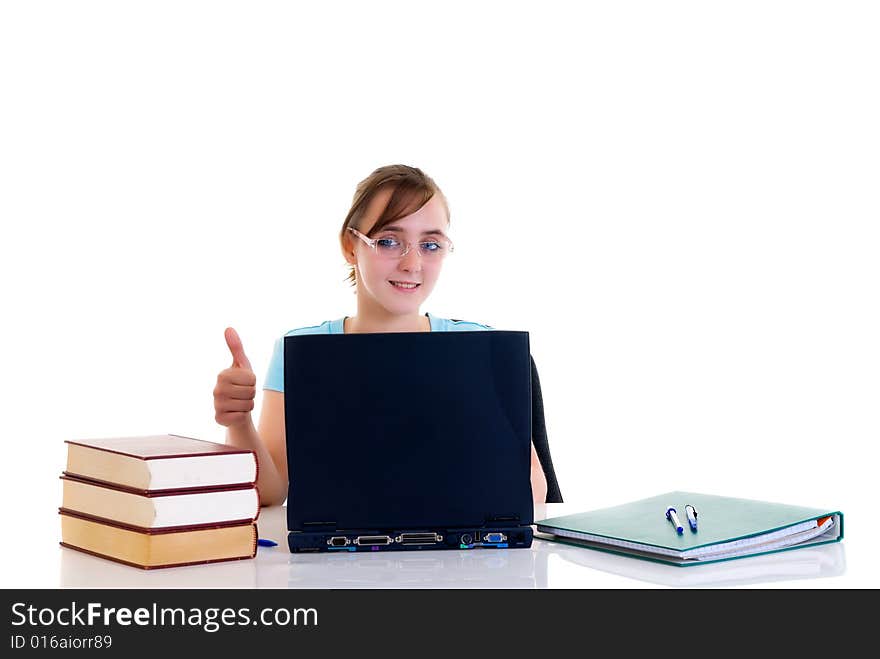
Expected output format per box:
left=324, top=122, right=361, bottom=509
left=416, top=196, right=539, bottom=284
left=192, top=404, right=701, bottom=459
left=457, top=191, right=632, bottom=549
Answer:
left=284, top=331, right=534, bottom=532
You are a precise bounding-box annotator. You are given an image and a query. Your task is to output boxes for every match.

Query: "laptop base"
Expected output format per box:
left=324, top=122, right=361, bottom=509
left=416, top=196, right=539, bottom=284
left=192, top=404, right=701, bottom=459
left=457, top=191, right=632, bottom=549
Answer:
left=288, top=526, right=533, bottom=553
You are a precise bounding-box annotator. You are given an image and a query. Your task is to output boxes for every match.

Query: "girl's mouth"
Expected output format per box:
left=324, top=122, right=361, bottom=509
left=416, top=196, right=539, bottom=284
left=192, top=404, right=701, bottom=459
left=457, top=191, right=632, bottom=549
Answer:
left=389, top=280, right=421, bottom=292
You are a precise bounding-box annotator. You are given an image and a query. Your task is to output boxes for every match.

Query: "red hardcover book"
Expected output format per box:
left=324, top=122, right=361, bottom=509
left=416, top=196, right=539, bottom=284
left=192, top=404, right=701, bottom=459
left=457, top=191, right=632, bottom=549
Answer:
left=64, top=434, right=258, bottom=492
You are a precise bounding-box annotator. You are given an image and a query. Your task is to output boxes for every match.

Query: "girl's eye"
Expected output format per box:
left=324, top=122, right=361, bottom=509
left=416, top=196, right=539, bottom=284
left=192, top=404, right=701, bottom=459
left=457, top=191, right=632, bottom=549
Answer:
left=420, top=241, right=442, bottom=252
left=376, top=238, right=400, bottom=249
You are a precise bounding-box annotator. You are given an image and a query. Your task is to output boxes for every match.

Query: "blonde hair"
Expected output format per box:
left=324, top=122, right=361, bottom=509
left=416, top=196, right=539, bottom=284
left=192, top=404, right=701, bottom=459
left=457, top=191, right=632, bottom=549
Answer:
left=340, top=164, right=449, bottom=286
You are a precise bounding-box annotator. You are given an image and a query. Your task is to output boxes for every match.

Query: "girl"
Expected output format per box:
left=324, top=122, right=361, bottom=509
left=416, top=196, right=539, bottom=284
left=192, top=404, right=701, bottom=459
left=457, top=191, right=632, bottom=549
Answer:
left=213, top=164, right=548, bottom=506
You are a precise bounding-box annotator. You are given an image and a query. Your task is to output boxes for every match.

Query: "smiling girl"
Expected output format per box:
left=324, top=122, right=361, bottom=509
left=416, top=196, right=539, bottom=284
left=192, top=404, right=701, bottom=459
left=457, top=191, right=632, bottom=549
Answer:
left=213, top=164, right=548, bottom=506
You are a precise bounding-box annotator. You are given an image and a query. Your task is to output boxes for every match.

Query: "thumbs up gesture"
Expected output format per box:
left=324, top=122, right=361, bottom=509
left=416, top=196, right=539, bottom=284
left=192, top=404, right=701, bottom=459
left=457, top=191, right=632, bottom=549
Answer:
left=213, top=327, right=257, bottom=428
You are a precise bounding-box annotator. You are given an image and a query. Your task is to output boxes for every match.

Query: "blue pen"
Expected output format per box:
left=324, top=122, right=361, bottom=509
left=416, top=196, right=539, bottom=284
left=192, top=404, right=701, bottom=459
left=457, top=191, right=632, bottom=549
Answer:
left=685, top=505, right=698, bottom=532
left=257, top=538, right=278, bottom=547
left=665, top=506, right=684, bottom=534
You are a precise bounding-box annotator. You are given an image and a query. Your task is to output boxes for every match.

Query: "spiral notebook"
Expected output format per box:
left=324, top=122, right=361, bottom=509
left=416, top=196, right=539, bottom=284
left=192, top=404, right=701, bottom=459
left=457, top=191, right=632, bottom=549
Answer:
left=535, top=491, right=843, bottom=567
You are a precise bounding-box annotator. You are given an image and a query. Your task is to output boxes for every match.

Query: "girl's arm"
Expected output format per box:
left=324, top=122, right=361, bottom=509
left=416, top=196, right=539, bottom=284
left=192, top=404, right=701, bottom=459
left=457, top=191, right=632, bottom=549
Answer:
left=255, top=390, right=289, bottom=503
left=530, top=441, right=548, bottom=503
left=226, top=391, right=288, bottom=506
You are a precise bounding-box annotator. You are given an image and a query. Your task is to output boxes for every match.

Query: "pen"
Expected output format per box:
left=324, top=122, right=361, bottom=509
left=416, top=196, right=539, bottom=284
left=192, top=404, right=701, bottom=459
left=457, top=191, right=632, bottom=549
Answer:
left=665, top=506, right=683, bottom=534
left=685, top=504, right=698, bottom=532
left=258, top=538, right=278, bottom=547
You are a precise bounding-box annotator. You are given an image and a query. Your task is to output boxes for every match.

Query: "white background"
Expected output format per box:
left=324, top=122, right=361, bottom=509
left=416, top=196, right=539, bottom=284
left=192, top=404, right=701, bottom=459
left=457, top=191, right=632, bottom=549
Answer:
left=1, top=1, right=877, bottom=587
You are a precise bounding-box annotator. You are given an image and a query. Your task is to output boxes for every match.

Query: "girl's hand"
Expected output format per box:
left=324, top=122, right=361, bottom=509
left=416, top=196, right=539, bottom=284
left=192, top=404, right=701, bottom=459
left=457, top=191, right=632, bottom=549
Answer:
left=213, top=327, right=257, bottom=428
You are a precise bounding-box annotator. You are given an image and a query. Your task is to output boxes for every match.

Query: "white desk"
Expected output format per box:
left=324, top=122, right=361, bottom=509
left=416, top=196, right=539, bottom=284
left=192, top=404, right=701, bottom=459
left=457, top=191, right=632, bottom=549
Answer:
left=57, top=504, right=847, bottom=589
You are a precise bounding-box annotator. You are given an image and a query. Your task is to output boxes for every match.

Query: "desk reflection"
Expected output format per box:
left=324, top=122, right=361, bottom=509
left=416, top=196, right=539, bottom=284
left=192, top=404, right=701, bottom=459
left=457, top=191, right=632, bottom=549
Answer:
left=534, top=536, right=846, bottom=588
left=60, top=548, right=258, bottom=588
left=60, top=543, right=540, bottom=589
left=277, top=546, right=540, bottom=589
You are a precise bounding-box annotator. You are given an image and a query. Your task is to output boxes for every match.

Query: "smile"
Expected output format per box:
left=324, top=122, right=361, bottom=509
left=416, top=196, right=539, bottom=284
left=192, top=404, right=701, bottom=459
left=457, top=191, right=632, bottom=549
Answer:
left=389, top=280, right=421, bottom=291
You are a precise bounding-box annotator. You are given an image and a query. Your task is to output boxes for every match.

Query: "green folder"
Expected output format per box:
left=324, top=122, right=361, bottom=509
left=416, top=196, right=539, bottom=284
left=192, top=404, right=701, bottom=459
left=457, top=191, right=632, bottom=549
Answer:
left=535, top=491, right=843, bottom=567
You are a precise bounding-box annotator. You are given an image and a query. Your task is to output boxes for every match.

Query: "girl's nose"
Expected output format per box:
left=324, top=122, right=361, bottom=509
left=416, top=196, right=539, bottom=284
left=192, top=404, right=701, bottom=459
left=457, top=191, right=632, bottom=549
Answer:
left=398, top=246, right=423, bottom=272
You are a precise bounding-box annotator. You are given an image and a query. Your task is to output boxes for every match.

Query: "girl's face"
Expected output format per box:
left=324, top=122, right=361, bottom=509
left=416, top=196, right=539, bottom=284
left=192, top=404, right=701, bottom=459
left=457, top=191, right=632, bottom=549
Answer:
left=347, top=194, right=450, bottom=317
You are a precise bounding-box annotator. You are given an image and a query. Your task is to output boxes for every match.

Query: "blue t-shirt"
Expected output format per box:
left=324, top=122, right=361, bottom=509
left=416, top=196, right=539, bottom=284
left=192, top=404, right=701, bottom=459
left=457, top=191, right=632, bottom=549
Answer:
left=263, top=313, right=492, bottom=392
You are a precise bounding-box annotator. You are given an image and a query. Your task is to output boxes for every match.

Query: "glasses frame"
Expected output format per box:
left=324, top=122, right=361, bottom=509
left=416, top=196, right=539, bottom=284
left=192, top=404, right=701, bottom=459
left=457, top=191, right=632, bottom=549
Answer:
left=347, top=227, right=454, bottom=260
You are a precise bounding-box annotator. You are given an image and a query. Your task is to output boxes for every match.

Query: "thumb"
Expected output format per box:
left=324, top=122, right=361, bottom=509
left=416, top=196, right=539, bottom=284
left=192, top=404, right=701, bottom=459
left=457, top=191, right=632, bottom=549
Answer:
left=224, top=327, right=253, bottom=371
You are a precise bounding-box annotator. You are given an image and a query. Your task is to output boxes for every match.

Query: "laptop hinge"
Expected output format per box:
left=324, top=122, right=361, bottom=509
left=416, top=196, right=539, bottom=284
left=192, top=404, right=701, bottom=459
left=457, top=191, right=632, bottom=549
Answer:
left=302, top=520, right=337, bottom=531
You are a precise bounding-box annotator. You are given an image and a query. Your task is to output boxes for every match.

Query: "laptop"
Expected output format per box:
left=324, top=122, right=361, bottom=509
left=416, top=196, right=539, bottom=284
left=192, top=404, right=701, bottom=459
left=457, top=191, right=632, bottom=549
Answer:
left=284, top=330, right=534, bottom=553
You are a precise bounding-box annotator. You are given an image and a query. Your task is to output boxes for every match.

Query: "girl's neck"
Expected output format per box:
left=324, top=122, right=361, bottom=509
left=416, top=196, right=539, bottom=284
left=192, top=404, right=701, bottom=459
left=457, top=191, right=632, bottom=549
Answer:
left=344, top=308, right=430, bottom=334
left=345, top=285, right=431, bottom=334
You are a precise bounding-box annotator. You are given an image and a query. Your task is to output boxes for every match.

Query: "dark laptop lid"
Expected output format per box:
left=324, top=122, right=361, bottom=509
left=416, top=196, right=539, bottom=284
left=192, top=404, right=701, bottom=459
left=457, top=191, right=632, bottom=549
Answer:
left=284, top=330, right=533, bottom=532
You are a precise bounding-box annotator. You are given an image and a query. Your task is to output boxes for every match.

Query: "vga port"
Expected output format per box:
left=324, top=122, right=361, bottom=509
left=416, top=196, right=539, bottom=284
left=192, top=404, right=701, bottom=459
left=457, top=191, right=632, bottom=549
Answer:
left=483, top=532, right=507, bottom=543
left=327, top=536, right=350, bottom=547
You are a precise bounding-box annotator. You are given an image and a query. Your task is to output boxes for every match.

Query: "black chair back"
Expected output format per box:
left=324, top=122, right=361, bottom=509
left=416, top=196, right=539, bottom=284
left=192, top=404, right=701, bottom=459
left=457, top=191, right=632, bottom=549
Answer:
left=530, top=356, right=563, bottom=503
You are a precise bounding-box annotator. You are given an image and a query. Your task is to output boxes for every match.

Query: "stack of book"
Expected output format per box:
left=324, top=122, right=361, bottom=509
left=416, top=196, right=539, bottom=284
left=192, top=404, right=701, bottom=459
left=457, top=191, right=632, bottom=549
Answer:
left=59, top=433, right=260, bottom=569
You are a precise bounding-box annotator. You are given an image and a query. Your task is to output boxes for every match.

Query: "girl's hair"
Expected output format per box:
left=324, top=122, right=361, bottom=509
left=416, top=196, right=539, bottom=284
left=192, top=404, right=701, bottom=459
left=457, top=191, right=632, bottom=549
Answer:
left=340, top=164, right=449, bottom=287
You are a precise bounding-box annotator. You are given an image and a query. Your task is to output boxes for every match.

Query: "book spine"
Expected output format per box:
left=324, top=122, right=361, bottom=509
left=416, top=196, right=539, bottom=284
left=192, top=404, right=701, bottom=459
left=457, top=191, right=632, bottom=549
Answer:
left=253, top=483, right=262, bottom=521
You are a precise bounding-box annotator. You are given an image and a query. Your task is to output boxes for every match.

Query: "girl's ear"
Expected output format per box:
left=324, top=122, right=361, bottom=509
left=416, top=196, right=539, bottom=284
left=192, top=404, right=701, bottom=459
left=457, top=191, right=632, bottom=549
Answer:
left=341, top=230, right=357, bottom=265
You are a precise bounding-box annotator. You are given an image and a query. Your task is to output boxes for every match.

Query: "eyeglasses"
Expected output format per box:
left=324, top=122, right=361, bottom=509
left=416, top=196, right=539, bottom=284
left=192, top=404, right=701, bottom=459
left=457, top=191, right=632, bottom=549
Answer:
left=348, top=227, right=454, bottom=260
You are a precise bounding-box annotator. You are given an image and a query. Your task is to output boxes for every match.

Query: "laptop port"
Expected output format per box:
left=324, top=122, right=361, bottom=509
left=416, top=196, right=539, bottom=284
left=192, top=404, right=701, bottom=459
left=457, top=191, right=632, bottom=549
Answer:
left=460, top=533, right=474, bottom=545
left=483, top=532, right=507, bottom=543
left=353, top=535, right=393, bottom=546
left=327, top=536, right=350, bottom=547
left=395, top=532, right=443, bottom=545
